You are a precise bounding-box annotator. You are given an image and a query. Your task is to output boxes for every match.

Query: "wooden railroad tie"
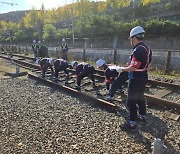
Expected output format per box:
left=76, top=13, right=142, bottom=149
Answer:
left=153, top=89, right=171, bottom=98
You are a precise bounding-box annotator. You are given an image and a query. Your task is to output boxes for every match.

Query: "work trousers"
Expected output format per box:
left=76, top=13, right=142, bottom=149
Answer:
left=54, top=63, right=69, bottom=78
left=77, top=66, right=95, bottom=86
left=33, top=50, right=37, bottom=60
left=109, top=72, right=128, bottom=97
left=42, top=63, right=54, bottom=77
left=126, top=79, right=147, bottom=121
left=62, top=51, right=68, bottom=60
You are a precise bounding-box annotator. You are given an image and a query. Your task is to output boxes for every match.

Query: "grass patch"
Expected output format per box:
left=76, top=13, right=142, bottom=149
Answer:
left=149, top=69, right=180, bottom=81
left=0, top=59, right=27, bottom=79
left=0, top=65, right=14, bottom=79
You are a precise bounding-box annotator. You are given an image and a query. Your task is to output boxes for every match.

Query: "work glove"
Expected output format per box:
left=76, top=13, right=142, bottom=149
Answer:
left=105, top=90, right=110, bottom=95
left=109, top=65, right=124, bottom=74
left=116, top=67, right=124, bottom=74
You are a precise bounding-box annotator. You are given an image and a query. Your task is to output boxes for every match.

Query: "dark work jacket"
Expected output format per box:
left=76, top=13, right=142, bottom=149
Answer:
left=104, top=65, right=119, bottom=84
left=75, top=63, right=94, bottom=76
left=128, top=42, right=152, bottom=80
left=54, top=59, right=68, bottom=71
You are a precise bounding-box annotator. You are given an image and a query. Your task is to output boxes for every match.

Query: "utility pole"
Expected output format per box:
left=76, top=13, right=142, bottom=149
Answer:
left=8, top=29, right=12, bottom=45
left=70, top=8, right=75, bottom=48
left=132, top=0, right=135, bottom=20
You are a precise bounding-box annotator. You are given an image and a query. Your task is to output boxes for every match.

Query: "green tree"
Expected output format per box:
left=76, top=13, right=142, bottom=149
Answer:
left=107, top=0, right=131, bottom=9
left=13, top=30, right=26, bottom=42
left=43, top=24, right=56, bottom=41
left=56, top=29, right=72, bottom=39
left=142, top=0, right=160, bottom=6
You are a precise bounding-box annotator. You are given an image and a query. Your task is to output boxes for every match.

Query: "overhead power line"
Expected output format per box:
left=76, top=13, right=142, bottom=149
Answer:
left=0, top=1, right=18, bottom=6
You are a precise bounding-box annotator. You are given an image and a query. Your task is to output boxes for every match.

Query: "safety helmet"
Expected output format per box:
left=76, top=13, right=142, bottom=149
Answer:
left=33, top=40, right=36, bottom=43
left=96, top=59, right=105, bottom=68
left=71, top=61, right=78, bottom=68
left=129, top=26, right=145, bottom=38
left=38, top=41, right=41, bottom=44
left=48, top=58, right=53, bottom=64
left=62, top=38, right=65, bottom=42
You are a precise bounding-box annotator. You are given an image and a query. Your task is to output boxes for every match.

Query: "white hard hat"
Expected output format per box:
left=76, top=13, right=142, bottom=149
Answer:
left=48, top=58, right=53, bottom=64
left=33, top=40, right=36, bottom=43
left=38, top=41, right=41, bottom=44
left=96, top=59, right=105, bottom=68
left=62, top=38, right=65, bottom=42
left=71, top=61, right=78, bottom=68
left=129, top=26, right=145, bottom=38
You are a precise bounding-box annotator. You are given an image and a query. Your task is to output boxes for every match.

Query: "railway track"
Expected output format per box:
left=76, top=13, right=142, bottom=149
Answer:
left=0, top=53, right=180, bottom=112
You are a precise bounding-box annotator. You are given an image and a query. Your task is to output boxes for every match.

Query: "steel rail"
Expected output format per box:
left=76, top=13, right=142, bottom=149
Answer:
left=0, top=54, right=180, bottom=110
left=28, top=73, right=116, bottom=112
left=0, top=54, right=116, bottom=111
left=10, top=53, right=180, bottom=89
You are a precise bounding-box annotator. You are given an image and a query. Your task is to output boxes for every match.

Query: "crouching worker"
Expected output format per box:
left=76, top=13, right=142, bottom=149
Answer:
left=37, top=58, right=54, bottom=78
left=54, top=59, right=69, bottom=83
left=96, top=59, right=128, bottom=101
left=71, top=61, right=96, bottom=90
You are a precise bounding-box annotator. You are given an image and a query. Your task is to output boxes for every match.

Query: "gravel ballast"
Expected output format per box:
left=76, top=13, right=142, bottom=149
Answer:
left=0, top=77, right=179, bottom=154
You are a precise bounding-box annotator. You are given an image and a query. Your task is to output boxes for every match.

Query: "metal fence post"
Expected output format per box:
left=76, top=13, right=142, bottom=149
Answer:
left=56, top=48, right=58, bottom=58
left=25, top=46, right=28, bottom=55
left=164, top=50, right=171, bottom=74
left=83, top=48, right=86, bottom=62
left=18, top=47, right=21, bottom=53
left=113, top=49, right=117, bottom=64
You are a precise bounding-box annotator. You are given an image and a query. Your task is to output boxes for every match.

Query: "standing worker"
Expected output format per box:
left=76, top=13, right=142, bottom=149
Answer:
left=54, top=59, right=69, bottom=83
left=71, top=61, right=96, bottom=90
left=114, top=26, right=152, bottom=130
left=37, top=41, right=46, bottom=58
left=61, top=38, right=69, bottom=60
left=40, top=44, right=48, bottom=58
left=36, top=41, right=42, bottom=58
left=32, top=40, right=37, bottom=61
left=96, top=59, right=128, bottom=101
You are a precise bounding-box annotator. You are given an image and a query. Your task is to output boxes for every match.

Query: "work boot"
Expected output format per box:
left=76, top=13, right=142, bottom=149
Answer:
left=65, top=81, right=69, bottom=86
left=49, top=76, right=54, bottom=80
left=54, top=77, right=59, bottom=81
left=138, top=115, right=147, bottom=123
left=106, top=96, right=113, bottom=102
left=41, top=74, right=45, bottom=78
left=75, top=86, right=81, bottom=91
left=116, top=88, right=124, bottom=94
left=120, top=121, right=136, bottom=132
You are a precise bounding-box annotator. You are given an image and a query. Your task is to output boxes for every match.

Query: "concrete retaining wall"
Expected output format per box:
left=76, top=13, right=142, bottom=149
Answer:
left=48, top=48, right=180, bottom=73
left=47, top=36, right=180, bottom=50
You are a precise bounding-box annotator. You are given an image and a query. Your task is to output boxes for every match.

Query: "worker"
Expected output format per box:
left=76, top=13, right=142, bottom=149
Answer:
left=96, top=59, right=128, bottom=101
left=32, top=40, right=37, bottom=61
left=54, top=59, right=69, bottom=83
left=71, top=61, right=96, bottom=90
left=36, top=41, right=42, bottom=58
left=115, top=26, right=152, bottom=130
left=37, top=58, right=54, bottom=78
left=61, top=38, right=69, bottom=60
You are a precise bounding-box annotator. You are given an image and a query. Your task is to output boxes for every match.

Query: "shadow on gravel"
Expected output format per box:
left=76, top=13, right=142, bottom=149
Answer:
left=116, top=102, right=178, bottom=154
left=32, top=79, right=178, bottom=153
